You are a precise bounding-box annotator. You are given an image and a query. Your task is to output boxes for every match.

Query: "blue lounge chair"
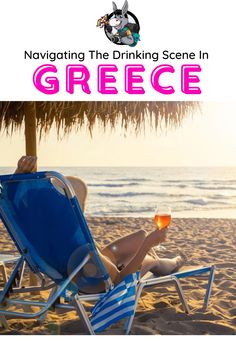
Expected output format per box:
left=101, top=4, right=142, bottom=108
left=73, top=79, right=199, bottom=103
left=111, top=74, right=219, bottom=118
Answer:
left=0, top=172, right=215, bottom=334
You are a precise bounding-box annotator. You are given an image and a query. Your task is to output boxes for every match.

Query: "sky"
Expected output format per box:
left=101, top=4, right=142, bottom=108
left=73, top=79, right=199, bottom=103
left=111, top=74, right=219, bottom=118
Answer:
left=0, top=102, right=236, bottom=167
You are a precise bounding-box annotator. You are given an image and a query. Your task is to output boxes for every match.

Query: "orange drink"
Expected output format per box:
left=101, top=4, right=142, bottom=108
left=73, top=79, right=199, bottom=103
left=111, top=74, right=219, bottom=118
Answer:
left=154, top=213, right=171, bottom=229
left=152, top=206, right=171, bottom=254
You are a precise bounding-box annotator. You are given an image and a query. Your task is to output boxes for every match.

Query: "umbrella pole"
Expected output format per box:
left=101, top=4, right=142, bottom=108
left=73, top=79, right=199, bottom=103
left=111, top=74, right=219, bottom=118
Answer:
left=25, top=102, right=37, bottom=163
left=24, top=103, right=39, bottom=293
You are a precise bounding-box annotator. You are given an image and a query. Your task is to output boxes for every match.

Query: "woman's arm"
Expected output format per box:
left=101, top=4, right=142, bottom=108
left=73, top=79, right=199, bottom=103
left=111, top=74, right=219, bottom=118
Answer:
left=14, top=156, right=37, bottom=174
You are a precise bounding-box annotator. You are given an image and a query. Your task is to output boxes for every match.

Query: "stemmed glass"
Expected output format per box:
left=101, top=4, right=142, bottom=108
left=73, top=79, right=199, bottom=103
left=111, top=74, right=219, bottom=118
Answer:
left=152, top=206, right=171, bottom=257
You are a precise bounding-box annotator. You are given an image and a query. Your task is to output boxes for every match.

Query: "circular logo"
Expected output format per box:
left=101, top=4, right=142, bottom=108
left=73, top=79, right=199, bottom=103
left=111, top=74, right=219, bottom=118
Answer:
left=97, top=1, right=140, bottom=47
left=104, top=11, right=140, bottom=46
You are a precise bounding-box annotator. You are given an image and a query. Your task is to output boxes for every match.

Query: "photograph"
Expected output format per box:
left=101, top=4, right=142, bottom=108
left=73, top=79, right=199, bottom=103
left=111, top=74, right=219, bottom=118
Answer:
left=0, top=101, right=235, bottom=335
left=0, top=0, right=235, bottom=347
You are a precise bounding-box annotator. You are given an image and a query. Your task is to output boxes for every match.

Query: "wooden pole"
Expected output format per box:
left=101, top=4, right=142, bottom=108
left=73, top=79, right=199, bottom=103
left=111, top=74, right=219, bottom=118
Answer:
left=25, top=102, right=37, bottom=162
left=24, top=102, right=39, bottom=292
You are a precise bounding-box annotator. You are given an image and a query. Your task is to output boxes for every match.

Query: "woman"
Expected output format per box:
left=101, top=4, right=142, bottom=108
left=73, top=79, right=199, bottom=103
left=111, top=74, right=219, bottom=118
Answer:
left=15, top=156, right=185, bottom=287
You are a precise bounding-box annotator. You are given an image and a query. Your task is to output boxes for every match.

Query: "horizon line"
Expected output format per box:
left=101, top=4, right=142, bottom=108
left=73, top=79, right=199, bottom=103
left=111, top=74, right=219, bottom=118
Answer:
left=1, top=165, right=236, bottom=168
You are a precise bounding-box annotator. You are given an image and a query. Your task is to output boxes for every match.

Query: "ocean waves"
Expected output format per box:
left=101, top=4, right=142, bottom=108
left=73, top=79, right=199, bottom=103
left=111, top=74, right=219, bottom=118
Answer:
left=162, top=180, right=236, bottom=191
left=83, top=167, right=236, bottom=217
left=15, top=166, right=236, bottom=218
left=98, top=192, right=162, bottom=198
left=88, top=182, right=139, bottom=187
left=106, top=178, right=151, bottom=182
left=195, top=185, right=236, bottom=191
left=184, top=198, right=234, bottom=206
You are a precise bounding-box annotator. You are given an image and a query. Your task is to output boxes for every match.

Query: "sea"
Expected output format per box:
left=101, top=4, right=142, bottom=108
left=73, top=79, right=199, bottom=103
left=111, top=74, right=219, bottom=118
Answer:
left=1, top=166, right=236, bottom=218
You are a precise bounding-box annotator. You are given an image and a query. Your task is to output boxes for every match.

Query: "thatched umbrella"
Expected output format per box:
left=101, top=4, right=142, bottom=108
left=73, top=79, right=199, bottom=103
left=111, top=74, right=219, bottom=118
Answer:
left=0, top=101, right=199, bottom=160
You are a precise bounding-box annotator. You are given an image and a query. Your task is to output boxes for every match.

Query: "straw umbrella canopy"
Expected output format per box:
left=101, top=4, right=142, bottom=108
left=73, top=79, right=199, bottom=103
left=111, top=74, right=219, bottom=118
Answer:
left=0, top=101, right=199, bottom=160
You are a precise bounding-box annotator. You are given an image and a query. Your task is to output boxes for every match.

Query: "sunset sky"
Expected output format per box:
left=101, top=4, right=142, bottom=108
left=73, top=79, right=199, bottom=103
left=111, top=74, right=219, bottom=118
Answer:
left=0, top=102, right=235, bottom=167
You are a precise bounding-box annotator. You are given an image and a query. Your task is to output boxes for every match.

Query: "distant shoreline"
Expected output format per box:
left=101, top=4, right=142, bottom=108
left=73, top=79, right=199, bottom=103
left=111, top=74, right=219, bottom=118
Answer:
left=85, top=215, right=236, bottom=219
left=1, top=166, right=236, bottom=169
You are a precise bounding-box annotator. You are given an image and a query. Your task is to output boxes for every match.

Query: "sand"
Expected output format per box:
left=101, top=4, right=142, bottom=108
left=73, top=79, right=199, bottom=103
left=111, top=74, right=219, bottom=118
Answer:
left=0, top=217, right=236, bottom=335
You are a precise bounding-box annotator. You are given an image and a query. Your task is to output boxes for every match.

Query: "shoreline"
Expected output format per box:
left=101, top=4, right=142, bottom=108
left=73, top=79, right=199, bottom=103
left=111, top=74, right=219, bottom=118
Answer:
left=85, top=214, right=236, bottom=220
left=85, top=215, right=236, bottom=219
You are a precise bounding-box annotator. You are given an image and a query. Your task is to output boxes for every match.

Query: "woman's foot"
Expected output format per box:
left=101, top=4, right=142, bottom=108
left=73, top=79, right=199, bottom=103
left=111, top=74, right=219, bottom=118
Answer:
left=148, top=252, right=187, bottom=277
left=171, top=251, right=187, bottom=273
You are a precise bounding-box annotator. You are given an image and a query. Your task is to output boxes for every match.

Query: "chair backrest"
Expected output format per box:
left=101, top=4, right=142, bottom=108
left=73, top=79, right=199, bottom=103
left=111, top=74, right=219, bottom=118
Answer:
left=0, top=172, right=110, bottom=291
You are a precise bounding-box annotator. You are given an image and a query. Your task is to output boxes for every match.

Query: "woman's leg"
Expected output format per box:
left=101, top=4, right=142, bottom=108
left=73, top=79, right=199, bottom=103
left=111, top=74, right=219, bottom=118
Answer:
left=101, top=229, right=147, bottom=265
left=86, top=228, right=167, bottom=287
left=140, top=254, right=185, bottom=277
left=101, top=230, right=185, bottom=276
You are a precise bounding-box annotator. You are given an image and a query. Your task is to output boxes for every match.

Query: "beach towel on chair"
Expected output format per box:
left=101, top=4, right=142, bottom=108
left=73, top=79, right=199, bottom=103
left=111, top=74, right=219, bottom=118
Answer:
left=91, top=272, right=139, bottom=333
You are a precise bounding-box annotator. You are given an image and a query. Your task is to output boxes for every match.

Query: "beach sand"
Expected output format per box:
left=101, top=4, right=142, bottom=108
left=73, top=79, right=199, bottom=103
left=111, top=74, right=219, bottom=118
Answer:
left=0, top=217, right=236, bottom=335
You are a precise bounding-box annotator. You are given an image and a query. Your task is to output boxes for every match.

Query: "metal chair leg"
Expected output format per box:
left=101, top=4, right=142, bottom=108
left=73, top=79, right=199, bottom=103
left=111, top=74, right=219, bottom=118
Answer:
left=0, top=263, right=8, bottom=283
left=17, top=261, right=26, bottom=288
left=125, top=276, right=190, bottom=334
left=125, top=285, right=143, bottom=335
left=38, top=286, right=58, bottom=323
left=0, top=314, right=8, bottom=329
left=73, top=294, right=95, bottom=335
left=0, top=256, right=25, bottom=304
left=203, top=266, right=215, bottom=310
left=173, top=278, right=190, bottom=314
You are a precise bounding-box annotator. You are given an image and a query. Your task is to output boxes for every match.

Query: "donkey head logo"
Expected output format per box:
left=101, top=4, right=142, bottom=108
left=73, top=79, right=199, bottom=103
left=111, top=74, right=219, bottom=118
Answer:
left=97, top=1, right=140, bottom=47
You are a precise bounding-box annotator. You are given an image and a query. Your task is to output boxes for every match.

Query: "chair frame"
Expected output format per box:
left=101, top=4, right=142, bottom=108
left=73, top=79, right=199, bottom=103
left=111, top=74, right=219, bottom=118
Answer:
left=0, top=254, right=20, bottom=284
left=125, top=265, right=215, bottom=334
left=0, top=172, right=215, bottom=334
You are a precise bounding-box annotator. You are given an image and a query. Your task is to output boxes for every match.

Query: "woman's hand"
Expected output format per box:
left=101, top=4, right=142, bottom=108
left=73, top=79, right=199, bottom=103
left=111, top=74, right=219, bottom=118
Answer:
left=147, top=228, right=168, bottom=248
left=15, top=156, right=37, bottom=174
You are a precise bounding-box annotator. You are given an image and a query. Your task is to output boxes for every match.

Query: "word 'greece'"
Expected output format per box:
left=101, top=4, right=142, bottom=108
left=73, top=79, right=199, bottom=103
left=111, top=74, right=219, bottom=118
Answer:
left=33, top=64, right=202, bottom=95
